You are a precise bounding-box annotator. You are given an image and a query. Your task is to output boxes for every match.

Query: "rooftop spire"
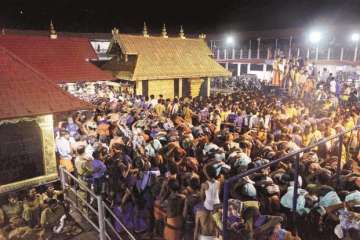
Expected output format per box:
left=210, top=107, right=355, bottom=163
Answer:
left=49, top=20, right=57, bottom=39
left=199, top=33, right=206, bottom=39
left=143, top=22, right=149, bottom=37
left=179, top=25, right=185, bottom=39
left=162, top=24, right=168, bottom=38
left=111, top=27, right=119, bottom=42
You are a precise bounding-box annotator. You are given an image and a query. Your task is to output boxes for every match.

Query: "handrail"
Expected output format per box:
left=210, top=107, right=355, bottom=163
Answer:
left=103, top=203, right=137, bottom=240
left=61, top=168, right=98, bottom=199
left=225, top=126, right=358, bottom=184
left=222, top=125, right=359, bottom=240
left=59, top=167, right=136, bottom=240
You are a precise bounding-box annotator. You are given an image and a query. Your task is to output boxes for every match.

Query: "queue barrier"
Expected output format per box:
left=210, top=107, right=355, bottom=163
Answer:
left=222, top=125, right=359, bottom=240
left=59, top=167, right=136, bottom=240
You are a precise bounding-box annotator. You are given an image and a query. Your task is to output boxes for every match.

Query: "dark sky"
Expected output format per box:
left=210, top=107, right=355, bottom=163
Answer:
left=1, top=0, right=360, bottom=34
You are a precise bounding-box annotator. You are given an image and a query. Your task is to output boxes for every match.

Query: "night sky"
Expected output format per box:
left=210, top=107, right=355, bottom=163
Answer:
left=1, top=0, right=360, bottom=34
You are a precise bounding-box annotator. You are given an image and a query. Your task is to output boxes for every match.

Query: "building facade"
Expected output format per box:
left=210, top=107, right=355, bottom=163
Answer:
left=0, top=46, right=91, bottom=193
left=103, top=26, right=231, bottom=98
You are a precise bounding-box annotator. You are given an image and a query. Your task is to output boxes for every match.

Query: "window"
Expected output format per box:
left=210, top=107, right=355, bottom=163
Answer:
left=266, top=65, right=273, bottom=71
left=250, top=64, right=263, bottom=71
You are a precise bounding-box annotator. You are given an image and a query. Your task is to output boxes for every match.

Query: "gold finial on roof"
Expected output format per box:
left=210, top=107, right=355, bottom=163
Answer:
left=199, top=33, right=206, bottom=39
left=179, top=25, right=185, bottom=39
left=143, top=22, right=149, bottom=37
left=50, top=20, right=57, bottom=39
left=162, top=24, right=168, bottom=38
left=111, top=27, right=119, bottom=36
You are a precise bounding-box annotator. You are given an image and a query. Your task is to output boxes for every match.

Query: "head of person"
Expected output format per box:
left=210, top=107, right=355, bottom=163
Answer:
left=48, top=199, right=58, bottom=211
left=60, top=130, right=70, bottom=139
left=168, top=161, right=178, bottom=176
left=206, top=165, right=218, bottom=180
left=46, top=184, right=55, bottom=194
left=190, top=177, right=201, bottom=191
left=168, top=179, right=180, bottom=193
left=77, top=145, right=86, bottom=155
left=92, top=149, right=102, bottom=160
left=28, top=188, right=37, bottom=199
left=8, top=193, right=18, bottom=205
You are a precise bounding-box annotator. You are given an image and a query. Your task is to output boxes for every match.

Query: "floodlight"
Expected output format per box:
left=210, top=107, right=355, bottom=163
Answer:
left=351, top=33, right=360, bottom=42
left=309, top=31, right=321, bottom=44
left=226, top=36, right=234, bottom=45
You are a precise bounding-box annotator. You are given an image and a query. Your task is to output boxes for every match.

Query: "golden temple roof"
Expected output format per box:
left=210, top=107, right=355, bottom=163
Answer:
left=110, top=33, right=231, bottom=81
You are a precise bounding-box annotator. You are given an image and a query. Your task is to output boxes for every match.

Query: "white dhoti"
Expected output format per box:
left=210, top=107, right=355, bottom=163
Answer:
left=199, top=235, right=218, bottom=240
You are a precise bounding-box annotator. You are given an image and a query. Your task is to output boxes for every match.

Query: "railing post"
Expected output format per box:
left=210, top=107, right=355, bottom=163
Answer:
left=327, top=48, right=331, bottom=60
left=340, top=48, right=344, bottom=61
left=59, top=166, right=66, bottom=190
left=97, top=196, right=106, bottom=240
left=240, top=48, right=243, bottom=59
left=288, top=36, right=293, bottom=58
left=297, top=48, right=300, bottom=58
left=257, top=38, right=261, bottom=59
left=216, top=48, right=220, bottom=59
left=292, top=153, right=300, bottom=235
left=248, top=48, right=251, bottom=59
left=354, top=41, right=358, bottom=62
left=337, top=134, right=344, bottom=185
left=222, top=182, right=230, bottom=240
left=306, top=48, right=310, bottom=60
left=232, top=48, right=235, bottom=59
left=224, top=48, right=227, bottom=60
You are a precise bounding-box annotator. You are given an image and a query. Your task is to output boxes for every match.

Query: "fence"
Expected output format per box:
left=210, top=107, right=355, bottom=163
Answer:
left=59, top=167, right=136, bottom=240
left=222, top=125, right=359, bottom=240
left=214, top=47, right=360, bottom=63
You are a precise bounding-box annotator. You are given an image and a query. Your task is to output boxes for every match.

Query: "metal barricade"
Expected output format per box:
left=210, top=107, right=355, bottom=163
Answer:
left=221, top=126, right=359, bottom=240
left=59, top=167, right=136, bottom=240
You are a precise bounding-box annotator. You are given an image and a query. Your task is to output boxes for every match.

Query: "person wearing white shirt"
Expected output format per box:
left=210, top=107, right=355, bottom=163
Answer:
left=56, top=130, right=74, bottom=173
left=330, top=78, right=336, bottom=94
left=149, top=95, right=158, bottom=109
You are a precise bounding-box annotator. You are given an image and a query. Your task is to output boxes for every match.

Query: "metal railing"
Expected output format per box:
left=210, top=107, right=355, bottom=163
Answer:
left=222, top=126, right=359, bottom=240
left=59, top=167, right=136, bottom=240
left=214, top=47, right=360, bottom=63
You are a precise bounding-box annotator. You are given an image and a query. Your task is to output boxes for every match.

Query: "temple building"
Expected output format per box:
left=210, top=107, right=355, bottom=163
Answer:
left=0, top=22, right=114, bottom=95
left=104, top=24, right=231, bottom=98
left=0, top=45, right=91, bottom=193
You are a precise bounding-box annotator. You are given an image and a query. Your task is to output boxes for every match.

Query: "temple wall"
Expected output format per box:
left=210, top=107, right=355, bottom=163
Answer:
left=135, top=80, right=142, bottom=96
left=148, top=79, right=174, bottom=99
left=190, top=78, right=204, bottom=97
left=0, top=114, right=58, bottom=194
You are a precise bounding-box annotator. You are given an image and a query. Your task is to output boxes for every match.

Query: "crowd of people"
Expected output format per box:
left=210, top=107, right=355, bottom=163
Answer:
left=0, top=184, right=84, bottom=239
left=1, top=70, right=360, bottom=240
left=51, top=74, right=359, bottom=240
left=272, top=57, right=359, bottom=106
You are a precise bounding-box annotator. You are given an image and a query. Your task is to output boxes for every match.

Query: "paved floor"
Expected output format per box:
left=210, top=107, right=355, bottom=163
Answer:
left=68, top=209, right=99, bottom=240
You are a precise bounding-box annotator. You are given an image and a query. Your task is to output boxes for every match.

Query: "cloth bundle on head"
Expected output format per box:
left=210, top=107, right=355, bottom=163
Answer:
left=253, top=158, right=270, bottom=168
left=228, top=151, right=250, bottom=166
left=345, top=190, right=360, bottom=203
left=214, top=149, right=226, bottom=161
left=280, top=186, right=310, bottom=215
left=318, top=190, right=342, bottom=208
left=203, top=142, right=220, bottom=155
